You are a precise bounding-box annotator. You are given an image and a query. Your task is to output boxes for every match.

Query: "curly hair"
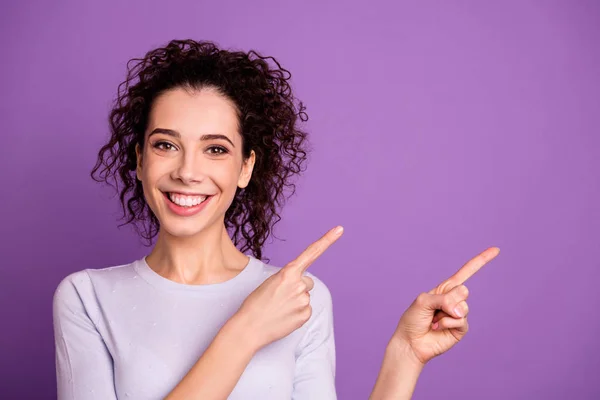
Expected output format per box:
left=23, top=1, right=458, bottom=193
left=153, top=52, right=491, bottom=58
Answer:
left=91, top=39, right=309, bottom=260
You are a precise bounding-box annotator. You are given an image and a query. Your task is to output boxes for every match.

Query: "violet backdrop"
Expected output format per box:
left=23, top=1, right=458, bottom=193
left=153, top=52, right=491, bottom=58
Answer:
left=1, top=0, right=599, bottom=398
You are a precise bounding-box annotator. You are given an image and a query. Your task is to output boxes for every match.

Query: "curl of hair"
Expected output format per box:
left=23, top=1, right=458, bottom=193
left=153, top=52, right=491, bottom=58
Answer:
left=91, top=39, right=309, bottom=260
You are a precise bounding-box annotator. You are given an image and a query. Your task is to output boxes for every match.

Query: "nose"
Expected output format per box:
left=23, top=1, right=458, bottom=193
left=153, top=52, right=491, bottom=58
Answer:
left=170, top=151, right=205, bottom=184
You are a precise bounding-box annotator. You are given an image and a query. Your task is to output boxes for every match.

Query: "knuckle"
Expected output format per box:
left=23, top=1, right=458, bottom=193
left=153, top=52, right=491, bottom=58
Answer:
left=313, top=242, right=324, bottom=253
left=303, top=293, right=311, bottom=306
left=280, top=268, right=294, bottom=280
left=442, top=295, right=454, bottom=310
left=296, top=281, right=307, bottom=293
left=416, top=292, right=429, bottom=305
left=438, top=281, right=452, bottom=294
left=307, top=242, right=321, bottom=256
left=462, top=302, right=469, bottom=315
left=452, top=293, right=463, bottom=305
left=302, top=306, right=312, bottom=321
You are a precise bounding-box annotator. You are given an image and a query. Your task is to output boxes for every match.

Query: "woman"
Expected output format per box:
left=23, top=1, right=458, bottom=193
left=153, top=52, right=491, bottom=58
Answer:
left=53, top=39, right=499, bottom=399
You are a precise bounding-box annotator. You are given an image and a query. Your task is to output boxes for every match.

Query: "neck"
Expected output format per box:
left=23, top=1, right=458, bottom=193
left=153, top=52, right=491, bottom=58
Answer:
left=145, top=220, right=250, bottom=285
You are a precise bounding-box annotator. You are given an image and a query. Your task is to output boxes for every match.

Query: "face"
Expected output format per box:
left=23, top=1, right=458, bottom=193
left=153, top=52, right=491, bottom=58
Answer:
left=135, top=87, right=255, bottom=238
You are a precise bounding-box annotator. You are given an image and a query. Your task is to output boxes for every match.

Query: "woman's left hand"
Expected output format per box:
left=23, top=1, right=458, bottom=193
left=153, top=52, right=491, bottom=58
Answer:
left=392, top=247, right=500, bottom=365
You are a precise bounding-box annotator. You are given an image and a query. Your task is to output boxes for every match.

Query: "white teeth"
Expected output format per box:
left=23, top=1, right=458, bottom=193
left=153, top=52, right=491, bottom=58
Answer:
left=168, top=193, right=207, bottom=207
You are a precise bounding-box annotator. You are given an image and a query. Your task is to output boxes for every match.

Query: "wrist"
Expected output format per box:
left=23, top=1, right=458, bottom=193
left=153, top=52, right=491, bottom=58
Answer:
left=225, top=311, right=262, bottom=354
left=369, top=337, right=425, bottom=399
left=386, top=337, right=426, bottom=371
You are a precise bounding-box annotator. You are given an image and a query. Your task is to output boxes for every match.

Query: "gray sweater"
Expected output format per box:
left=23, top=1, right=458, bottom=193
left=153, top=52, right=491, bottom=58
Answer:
left=52, top=256, right=336, bottom=399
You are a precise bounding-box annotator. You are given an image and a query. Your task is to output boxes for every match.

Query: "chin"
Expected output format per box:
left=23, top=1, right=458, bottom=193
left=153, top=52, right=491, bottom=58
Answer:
left=159, top=219, right=210, bottom=238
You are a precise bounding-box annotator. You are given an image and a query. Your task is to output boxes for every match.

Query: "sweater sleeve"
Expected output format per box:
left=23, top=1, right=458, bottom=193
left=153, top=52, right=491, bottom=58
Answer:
left=52, top=271, right=117, bottom=400
left=291, top=274, right=337, bottom=399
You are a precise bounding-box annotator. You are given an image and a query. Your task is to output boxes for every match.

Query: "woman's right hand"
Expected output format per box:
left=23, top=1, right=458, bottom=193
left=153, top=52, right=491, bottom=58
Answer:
left=234, top=226, right=344, bottom=350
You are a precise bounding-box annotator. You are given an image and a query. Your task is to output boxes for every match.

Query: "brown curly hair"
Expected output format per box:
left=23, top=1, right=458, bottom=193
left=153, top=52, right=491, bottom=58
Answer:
left=91, top=39, right=309, bottom=260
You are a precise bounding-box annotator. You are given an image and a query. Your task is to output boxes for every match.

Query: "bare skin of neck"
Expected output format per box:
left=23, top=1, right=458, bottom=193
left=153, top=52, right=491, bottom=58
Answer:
left=145, top=220, right=251, bottom=285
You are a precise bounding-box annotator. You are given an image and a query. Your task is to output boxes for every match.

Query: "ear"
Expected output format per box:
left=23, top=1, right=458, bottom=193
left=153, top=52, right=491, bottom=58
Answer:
left=135, top=143, right=143, bottom=181
left=237, top=150, right=256, bottom=189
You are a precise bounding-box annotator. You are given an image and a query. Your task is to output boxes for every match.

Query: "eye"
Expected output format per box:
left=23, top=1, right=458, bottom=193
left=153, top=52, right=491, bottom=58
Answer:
left=152, top=141, right=176, bottom=151
left=207, top=145, right=228, bottom=155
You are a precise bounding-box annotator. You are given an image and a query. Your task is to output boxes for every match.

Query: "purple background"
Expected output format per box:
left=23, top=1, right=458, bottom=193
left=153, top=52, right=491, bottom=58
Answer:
left=1, top=1, right=599, bottom=398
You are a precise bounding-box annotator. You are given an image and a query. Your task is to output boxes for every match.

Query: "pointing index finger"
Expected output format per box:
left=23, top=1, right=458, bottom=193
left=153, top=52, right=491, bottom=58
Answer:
left=433, top=247, right=500, bottom=293
left=285, top=226, right=344, bottom=274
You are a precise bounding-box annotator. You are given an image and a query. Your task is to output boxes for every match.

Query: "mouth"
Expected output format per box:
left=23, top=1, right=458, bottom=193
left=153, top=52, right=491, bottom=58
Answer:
left=163, top=191, right=212, bottom=208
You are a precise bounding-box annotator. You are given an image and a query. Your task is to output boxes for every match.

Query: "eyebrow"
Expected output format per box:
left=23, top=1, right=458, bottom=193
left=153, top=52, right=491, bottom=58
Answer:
left=148, top=128, right=235, bottom=147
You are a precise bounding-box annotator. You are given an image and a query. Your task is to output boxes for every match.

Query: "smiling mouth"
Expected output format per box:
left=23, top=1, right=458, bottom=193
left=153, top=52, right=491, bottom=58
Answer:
left=164, top=192, right=211, bottom=208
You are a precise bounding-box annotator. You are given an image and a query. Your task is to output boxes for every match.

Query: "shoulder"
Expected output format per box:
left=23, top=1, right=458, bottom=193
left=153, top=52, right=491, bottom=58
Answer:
left=53, top=260, right=136, bottom=312
left=53, top=270, right=91, bottom=309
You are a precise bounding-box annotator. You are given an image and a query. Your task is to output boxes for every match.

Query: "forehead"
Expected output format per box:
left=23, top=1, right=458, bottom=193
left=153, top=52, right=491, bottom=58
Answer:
left=147, top=87, right=240, bottom=141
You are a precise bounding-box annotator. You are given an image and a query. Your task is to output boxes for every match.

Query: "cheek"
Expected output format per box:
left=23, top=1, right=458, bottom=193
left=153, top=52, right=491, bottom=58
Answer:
left=139, top=160, right=166, bottom=199
left=214, top=168, right=241, bottom=193
left=140, top=163, right=158, bottom=186
left=139, top=172, right=158, bottom=207
left=210, top=158, right=243, bottom=188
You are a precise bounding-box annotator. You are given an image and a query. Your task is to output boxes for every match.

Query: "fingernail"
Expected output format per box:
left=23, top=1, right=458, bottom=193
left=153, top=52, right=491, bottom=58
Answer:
left=334, top=226, right=344, bottom=235
left=432, top=322, right=439, bottom=330
left=454, top=306, right=463, bottom=317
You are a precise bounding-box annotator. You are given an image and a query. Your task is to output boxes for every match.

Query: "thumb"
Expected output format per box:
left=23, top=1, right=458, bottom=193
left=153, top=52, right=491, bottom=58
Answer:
left=415, top=285, right=467, bottom=320
left=415, top=293, right=444, bottom=320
